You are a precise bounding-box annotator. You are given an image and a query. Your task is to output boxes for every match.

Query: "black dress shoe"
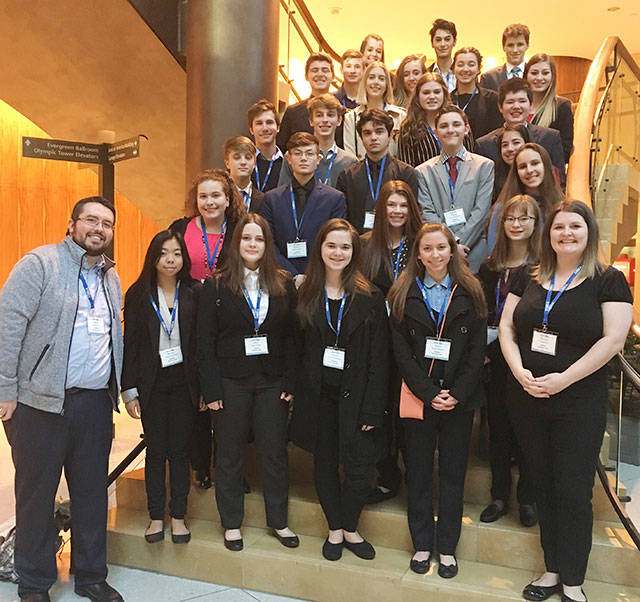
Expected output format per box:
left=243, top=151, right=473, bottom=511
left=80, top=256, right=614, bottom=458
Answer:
left=171, top=529, right=191, bottom=544
left=409, top=554, right=431, bottom=574
left=519, top=504, right=538, bottom=527
left=344, top=538, right=375, bottom=560
left=480, top=501, right=507, bottom=523
left=561, top=590, right=587, bottom=602
left=144, top=523, right=164, bottom=543
left=271, top=529, right=300, bottom=548
left=522, top=581, right=562, bottom=601
left=322, top=538, right=343, bottom=561
left=224, top=536, right=243, bottom=551
left=19, top=594, right=50, bottom=602
left=438, top=555, right=458, bottom=579
left=74, top=581, right=123, bottom=601
left=365, top=486, right=398, bottom=504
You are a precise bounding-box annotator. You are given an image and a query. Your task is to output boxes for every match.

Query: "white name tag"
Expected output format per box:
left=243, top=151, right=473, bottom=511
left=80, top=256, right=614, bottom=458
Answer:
left=444, top=208, right=466, bottom=227
left=160, top=346, right=183, bottom=367
left=531, top=328, right=558, bottom=356
left=363, top=211, right=375, bottom=230
left=487, top=326, right=499, bottom=345
left=244, top=335, right=269, bottom=356
left=87, top=316, right=106, bottom=334
left=287, top=240, right=307, bottom=259
left=323, top=346, right=345, bottom=370
left=424, top=337, right=451, bottom=361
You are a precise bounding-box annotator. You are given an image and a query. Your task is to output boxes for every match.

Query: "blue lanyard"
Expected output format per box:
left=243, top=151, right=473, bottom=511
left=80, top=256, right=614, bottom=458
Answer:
left=243, top=286, right=262, bottom=334
left=79, top=270, right=101, bottom=311
left=543, top=264, right=582, bottom=329
left=494, top=274, right=509, bottom=326
left=415, top=277, right=452, bottom=332
left=428, top=124, right=441, bottom=149
left=149, top=281, right=180, bottom=339
left=365, top=154, right=387, bottom=205
left=316, top=151, right=337, bottom=185
left=444, top=158, right=458, bottom=206
left=254, top=156, right=276, bottom=191
left=200, top=217, right=226, bottom=272
left=289, top=185, right=308, bottom=240
left=324, top=290, right=346, bottom=345
left=455, top=87, right=478, bottom=112
left=391, top=237, right=405, bottom=281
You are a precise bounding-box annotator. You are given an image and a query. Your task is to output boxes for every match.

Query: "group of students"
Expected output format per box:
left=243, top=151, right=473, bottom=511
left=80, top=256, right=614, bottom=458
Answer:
left=118, top=19, right=634, bottom=602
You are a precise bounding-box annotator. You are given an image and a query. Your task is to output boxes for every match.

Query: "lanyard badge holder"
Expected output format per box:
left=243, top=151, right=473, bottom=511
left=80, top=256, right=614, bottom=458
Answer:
left=80, top=271, right=107, bottom=334
left=287, top=186, right=308, bottom=259
left=443, top=159, right=466, bottom=228
left=243, top=287, right=269, bottom=356
left=150, top=281, right=183, bottom=367
left=200, top=217, right=227, bottom=275
left=254, top=156, right=275, bottom=192
left=316, top=151, right=336, bottom=185
left=363, top=155, right=387, bottom=230
left=322, top=290, right=347, bottom=370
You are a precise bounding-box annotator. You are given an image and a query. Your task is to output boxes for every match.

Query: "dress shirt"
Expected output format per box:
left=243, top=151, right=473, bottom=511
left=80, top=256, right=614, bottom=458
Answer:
left=243, top=267, right=269, bottom=328
left=66, top=258, right=112, bottom=390
left=237, top=182, right=253, bottom=210
left=291, top=176, right=316, bottom=216
left=422, top=272, right=452, bottom=318
left=507, top=62, right=526, bottom=79
left=431, top=64, right=457, bottom=92
left=440, top=147, right=468, bottom=165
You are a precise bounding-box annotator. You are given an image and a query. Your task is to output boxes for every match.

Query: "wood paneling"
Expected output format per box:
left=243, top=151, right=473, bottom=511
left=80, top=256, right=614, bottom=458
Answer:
left=553, top=55, right=593, bottom=103
left=0, top=99, right=161, bottom=295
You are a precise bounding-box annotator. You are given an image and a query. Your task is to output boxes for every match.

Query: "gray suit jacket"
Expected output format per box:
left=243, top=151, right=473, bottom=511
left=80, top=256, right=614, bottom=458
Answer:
left=479, top=65, right=508, bottom=91
left=278, top=147, right=358, bottom=189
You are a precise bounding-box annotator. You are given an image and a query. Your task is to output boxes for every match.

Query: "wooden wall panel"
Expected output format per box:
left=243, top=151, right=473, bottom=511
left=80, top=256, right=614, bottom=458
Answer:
left=553, top=56, right=593, bottom=103
left=0, top=99, right=162, bottom=293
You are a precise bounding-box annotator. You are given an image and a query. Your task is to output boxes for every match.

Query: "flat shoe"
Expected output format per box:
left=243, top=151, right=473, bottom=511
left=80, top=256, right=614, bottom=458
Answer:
left=523, top=581, right=562, bottom=601
left=344, top=538, right=375, bottom=560
left=224, top=536, right=243, bottom=551
left=561, top=590, right=587, bottom=602
left=480, top=502, right=507, bottom=523
left=410, top=555, right=431, bottom=574
left=74, top=581, right=123, bottom=601
left=271, top=529, right=299, bottom=548
left=144, top=526, right=164, bottom=543
left=438, top=555, right=458, bottom=579
left=519, top=504, right=538, bottom=527
left=171, top=530, right=191, bottom=544
left=322, top=538, right=343, bottom=561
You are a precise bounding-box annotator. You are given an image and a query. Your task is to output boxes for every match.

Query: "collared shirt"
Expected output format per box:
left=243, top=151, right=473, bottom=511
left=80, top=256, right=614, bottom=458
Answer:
left=431, top=64, right=457, bottom=93
left=291, top=176, right=316, bottom=216
left=334, top=86, right=358, bottom=110
left=422, top=272, right=452, bottom=317
left=237, top=182, right=253, bottom=210
left=157, top=285, right=181, bottom=353
left=66, top=257, right=112, bottom=390
left=253, top=147, right=284, bottom=192
left=440, top=147, right=468, bottom=165
left=507, top=62, right=526, bottom=79
left=243, top=267, right=269, bottom=327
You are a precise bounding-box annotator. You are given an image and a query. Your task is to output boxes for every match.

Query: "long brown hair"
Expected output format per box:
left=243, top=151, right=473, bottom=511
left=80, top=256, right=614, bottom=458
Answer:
left=185, top=168, right=246, bottom=224
left=401, top=72, right=450, bottom=139
left=387, top=223, right=487, bottom=320
left=535, top=199, right=603, bottom=283
left=496, top=143, right=563, bottom=217
left=487, top=195, right=542, bottom=271
left=297, top=219, right=372, bottom=327
left=218, top=213, right=287, bottom=297
left=524, top=54, right=558, bottom=128
left=361, top=181, right=423, bottom=283
left=393, top=54, right=427, bottom=108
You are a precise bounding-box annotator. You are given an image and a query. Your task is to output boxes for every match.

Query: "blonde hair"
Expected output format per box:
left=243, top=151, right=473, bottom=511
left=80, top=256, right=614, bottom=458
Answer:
left=356, top=61, right=395, bottom=106
left=525, top=54, right=558, bottom=129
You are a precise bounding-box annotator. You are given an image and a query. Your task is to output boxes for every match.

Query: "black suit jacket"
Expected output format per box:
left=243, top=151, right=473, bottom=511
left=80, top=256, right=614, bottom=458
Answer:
left=197, top=274, right=298, bottom=401
left=479, top=65, right=509, bottom=91
left=249, top=187, right=264, bottom=213
left=476, top=123, right=566, bottom=188
left=122, top=280, right=201, bottom=409
left=336, top=156, right=418, bottom=234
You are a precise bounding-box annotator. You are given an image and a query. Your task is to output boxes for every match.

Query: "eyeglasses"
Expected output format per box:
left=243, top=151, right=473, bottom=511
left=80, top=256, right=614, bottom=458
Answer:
left=76, top=216, right=115, bottom=231
left=504, top=216, right=535, bottom=225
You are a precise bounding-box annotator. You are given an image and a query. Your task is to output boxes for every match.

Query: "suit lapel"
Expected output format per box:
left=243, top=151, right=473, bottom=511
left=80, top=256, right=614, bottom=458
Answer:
left=230, top=288, right=256, bottom=329
left=435, top=161, right=451, bottom=212
left=147, top=289, right=161, bottom=357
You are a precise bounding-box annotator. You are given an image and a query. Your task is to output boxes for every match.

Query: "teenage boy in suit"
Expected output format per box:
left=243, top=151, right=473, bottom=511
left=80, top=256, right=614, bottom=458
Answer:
left=480, top=24, right=530, bottom=91
left=224, top=136, right=264, bottom=214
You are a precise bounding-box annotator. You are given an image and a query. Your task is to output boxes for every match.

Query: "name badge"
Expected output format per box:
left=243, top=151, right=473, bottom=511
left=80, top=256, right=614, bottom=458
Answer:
left=244, top=335, right=269, bottom=356
left=160, top=346, right=183, bottom=367
left=323, top=346, right=345, bottom=370
left=287, top=240, right=307, bottom=259
left=87, top=316, right=106, bottom=334
left=487, top=326, right=499, bottom=345
left=531, top=328, right=558, bottom=356
left=424, top=337, right=451, bottom=361
left=363, top=211, right=375, bottom=230
left=444, top=208, right=466, bottom=227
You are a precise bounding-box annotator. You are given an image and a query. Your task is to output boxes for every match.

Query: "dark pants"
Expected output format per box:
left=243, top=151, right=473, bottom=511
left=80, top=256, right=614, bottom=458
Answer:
left=5, top=389, right=112, bottom=596
left=141, top=365, right=194, bottom=520
left=374, top=370, right=404, bottom=491
left=313, top=385, right=375, bottom=532
left=509, top=380, right=606, bottom=586
left=214, top=372, right=289, bottom=529
left=486, top=359, right=534, bottom=504
left=404, top=409, right=474, bottom=554
left=190, top=409, right=212, bottom=476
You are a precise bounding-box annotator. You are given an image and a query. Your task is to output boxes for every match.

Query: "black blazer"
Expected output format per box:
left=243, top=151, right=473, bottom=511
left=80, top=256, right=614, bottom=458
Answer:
left=451, top=86, right=503, bottom=139
left=168, top=216, right=236, bottom=274
left=390, top=281, right=486, bottom=412
left=249, top=187, right=265, bottom=214
left=543, top=96, right=574, bottom=163
left=122, top=280, right=201, bottom=409
left=290, top=289, right=389, bottom=461
left=197, top=274, right=298, bottom=402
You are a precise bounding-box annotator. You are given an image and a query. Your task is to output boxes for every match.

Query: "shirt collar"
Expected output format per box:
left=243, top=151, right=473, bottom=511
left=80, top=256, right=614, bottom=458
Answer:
left=507, top=61, right=526, bottom=75
left=440, top=147, right=467, bottom=163
left=365, top=153, right=388, bottom=169
left=321, top=143, right=338, bottom=160
left=257, top=147, right=283, bottom=161
left=237, top=182, right=253, bottom=196
left=423, top=272, right=451, bottom=289
left=292, top=176, right=316, bottom=195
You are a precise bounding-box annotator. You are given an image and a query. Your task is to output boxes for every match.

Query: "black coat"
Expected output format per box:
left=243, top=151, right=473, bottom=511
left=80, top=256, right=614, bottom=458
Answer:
left=390, top=281, right=486, bottom=412
left=197, top=274, right=298, bottom=401
left=290, top=289, right=389, bottom=461
left=122, top=280, right=201, bottom=409
left=451, top=86, right=503, bottom=139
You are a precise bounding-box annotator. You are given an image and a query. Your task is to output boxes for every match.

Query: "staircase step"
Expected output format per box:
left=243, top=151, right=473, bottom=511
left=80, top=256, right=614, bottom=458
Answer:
left=107, top=508, right=640, bottom=601
left=114, top=469, right=640, bottom=587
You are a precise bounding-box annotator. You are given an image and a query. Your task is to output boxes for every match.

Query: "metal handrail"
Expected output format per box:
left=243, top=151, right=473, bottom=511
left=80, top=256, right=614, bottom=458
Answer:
left=107, top=437, right=146, bottom=488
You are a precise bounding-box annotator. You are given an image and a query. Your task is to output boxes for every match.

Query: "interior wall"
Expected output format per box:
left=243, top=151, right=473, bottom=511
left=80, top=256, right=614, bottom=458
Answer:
left=0, top=99, right=161, bottom=294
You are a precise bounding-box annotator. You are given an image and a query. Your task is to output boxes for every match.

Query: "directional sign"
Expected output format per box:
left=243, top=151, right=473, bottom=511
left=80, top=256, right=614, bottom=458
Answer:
left=22, top=136, right=105, bottom=164
left=108, top=136, right=141, bottom=163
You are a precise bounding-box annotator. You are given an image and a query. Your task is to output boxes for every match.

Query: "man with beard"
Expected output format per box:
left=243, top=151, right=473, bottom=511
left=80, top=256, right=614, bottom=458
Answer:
left=0, top=197, right=124, bottom=602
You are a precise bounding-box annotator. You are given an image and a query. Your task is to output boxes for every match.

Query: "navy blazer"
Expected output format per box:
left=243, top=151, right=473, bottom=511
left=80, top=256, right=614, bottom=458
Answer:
left=476, top=123, right=566, bottom=188
left=260, top=181, right=346, bottom=276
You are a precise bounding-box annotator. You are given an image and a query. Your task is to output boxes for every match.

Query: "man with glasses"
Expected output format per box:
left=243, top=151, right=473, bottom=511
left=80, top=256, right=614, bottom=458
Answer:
left=0, top=197, right=124, bottom=602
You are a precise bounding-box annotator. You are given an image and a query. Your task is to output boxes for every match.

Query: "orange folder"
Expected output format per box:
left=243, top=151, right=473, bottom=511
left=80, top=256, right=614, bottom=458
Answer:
left=399, top=380, right=424, bottom=420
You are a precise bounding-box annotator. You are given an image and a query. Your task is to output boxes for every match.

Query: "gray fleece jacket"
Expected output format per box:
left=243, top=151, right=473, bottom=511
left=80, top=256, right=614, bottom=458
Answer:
left=0, top=236, right=123, bottom=413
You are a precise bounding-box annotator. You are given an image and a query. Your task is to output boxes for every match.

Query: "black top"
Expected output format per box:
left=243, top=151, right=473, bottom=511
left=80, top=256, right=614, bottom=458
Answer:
left=334, top=87, right=358, bottom=110
left=511, top=266, right=632, bottom=389
left=322, top=296, right=347, bottom=387
left=291, top=176, right=316, bottom=215
left=532, top=96, right=574, bottom=163
left=451, top=86, right=503, bottom=140
left=251, top=154, right=284, bottom=193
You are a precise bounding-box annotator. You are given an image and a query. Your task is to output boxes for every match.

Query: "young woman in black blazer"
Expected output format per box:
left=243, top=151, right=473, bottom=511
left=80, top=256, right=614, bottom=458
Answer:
left=291, top=218, right=389, bottom=562
left=388, top=222, right=487, bottom=577
left=122, top=230, right=200, bottom=544
left=361, top=180, right=423, bottom=503
left=197, top=213, right=299, bottom=552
